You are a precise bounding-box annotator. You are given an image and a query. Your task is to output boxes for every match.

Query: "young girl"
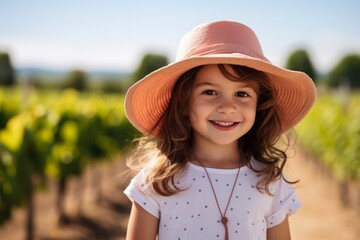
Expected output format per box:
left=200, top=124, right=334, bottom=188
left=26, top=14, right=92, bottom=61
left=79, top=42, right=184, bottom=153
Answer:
left=123, top=20, right=316, bottom=240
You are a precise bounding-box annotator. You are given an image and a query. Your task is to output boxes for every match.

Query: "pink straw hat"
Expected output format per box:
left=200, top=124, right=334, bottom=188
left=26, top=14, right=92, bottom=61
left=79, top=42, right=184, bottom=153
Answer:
left=125, top=20, right=317, bottom=135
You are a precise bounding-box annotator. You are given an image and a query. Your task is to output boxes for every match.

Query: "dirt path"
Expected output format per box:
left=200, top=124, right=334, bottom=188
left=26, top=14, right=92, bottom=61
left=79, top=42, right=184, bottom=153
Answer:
left=0, top=157, right=131, bottom=240
left=0, top=147, right=359, bottom=239
left=286, top=146, right=360, bottom=240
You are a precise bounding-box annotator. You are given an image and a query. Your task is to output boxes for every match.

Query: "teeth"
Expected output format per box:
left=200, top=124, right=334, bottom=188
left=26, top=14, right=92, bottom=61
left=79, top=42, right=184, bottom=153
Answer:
left=214, top=121, right=235, bottom=126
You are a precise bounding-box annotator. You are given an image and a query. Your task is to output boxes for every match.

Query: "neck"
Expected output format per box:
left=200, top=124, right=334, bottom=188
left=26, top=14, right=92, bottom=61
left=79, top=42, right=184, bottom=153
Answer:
left=191, top=141, right=242, bottom=169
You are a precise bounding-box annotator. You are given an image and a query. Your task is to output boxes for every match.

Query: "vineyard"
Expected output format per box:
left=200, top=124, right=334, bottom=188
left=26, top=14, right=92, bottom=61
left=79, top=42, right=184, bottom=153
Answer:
left=1, top=87, right=360, bottom=239
left=296, top=92, right=360, bottom=182
left=0, top=87, right=136, bottom=238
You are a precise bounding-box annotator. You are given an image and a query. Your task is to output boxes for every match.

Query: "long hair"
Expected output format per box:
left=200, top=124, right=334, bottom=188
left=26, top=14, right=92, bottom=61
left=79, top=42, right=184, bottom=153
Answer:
left=127, top=64, right=294, bottom=196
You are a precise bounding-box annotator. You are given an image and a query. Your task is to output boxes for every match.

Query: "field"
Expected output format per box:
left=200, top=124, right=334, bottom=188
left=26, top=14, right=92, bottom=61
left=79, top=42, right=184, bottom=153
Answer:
left=0, top=88, right=135, bottom=228
left=296, top=92, right=360, bottom=181
left=1, top=88, right=359, bottom=239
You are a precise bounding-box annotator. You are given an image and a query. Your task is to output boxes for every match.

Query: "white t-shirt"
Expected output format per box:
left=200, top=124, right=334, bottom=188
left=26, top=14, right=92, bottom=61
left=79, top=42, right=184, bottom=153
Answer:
left=124, top=160, right=301, bottom=240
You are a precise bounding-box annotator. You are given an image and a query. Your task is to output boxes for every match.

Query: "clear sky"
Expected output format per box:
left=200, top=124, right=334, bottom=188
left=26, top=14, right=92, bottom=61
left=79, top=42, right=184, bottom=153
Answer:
left=0, top=0, right=359, bottom=73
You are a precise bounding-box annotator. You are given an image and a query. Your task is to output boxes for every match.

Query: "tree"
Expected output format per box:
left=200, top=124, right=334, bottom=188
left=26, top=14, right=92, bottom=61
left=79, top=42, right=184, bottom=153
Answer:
left=132, top=53, right=168, bottom=83
left=0, top=52, right=16, bottom=86
left=285, top=49, right=317, bottom=83
left=327, top=54, right=360, bottom=89
left=63, top=70, right=88, bottom=91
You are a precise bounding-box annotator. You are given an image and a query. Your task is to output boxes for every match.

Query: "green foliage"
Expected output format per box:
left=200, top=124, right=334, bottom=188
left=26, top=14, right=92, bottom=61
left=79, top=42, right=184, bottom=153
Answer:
left=0, top=110, right=52, bottom=224
left=326, top=54, right=360, bottom=89
left=132, top=53, right=168, bottom=83
left=285, top=49, right=317, bottom=82
left=0, top=89, right=22, bottom=129
left=296, top=94, right=360, bottom=181
left=100, top=80, right=124, bottom=94
left=0, top=144, right=16, bottom=224
left=0, top=52, right=16, bottom=86
left=63, top=70, right=88, bottom=91
left=0, top=88, right=136, bottom=225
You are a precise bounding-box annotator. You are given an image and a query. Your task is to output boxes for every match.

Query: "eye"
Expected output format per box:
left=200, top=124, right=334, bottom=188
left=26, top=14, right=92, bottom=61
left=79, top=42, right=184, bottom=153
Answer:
left=202, top=90, right=217, bottom=95
left=235, top=91, right=250, bottom=97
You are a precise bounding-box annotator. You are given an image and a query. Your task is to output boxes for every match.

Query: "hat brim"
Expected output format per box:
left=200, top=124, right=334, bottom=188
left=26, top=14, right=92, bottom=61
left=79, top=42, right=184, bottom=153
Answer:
left=125, top=53, right=317, bottom=135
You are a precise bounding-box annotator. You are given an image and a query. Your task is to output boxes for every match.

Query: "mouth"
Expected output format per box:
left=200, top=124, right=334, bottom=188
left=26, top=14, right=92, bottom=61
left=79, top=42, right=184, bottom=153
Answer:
left=212, top=121, right=236, bottom=126
left=210, top=120, right=239, bottom=130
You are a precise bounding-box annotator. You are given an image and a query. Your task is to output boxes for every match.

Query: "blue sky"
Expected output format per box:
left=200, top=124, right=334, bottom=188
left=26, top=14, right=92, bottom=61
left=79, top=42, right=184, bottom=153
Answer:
left=0, top=0, right=359, bottom=73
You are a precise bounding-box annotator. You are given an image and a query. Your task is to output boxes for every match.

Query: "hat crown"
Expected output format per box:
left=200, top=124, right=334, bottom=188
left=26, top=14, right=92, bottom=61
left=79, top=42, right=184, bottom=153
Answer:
left=176, top=21, right=269, bottom=62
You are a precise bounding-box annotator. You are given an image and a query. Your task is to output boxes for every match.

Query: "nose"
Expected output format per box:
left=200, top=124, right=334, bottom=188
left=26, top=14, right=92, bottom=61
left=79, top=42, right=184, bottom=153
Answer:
left=216, top=96, right=236, bottom=114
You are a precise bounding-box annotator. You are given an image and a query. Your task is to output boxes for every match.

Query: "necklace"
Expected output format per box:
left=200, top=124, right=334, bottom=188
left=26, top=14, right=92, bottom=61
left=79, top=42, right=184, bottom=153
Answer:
left=193, top=156, right=241, bottom=240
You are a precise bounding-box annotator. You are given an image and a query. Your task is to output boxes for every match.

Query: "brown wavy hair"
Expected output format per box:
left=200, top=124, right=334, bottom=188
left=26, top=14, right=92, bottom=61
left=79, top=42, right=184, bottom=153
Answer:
left=127, top=64, right=295, bottom=196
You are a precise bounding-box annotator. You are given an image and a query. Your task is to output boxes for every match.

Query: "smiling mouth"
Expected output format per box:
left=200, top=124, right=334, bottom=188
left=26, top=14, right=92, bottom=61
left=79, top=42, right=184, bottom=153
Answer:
left=210, top=121, right=239, bottom=127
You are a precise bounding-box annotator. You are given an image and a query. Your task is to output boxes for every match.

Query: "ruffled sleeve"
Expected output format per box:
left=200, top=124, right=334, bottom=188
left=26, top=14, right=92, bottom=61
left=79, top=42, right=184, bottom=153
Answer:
left=265, top=177, right=301, bottom=228
left=123, top=170, right=160, bottom=219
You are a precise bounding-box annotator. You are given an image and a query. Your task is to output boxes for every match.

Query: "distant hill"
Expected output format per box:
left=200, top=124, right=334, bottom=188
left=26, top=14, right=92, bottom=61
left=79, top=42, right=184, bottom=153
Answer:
left=16, top=67, right=66, bottom=77
left=16, top=67, right=130, bottom=81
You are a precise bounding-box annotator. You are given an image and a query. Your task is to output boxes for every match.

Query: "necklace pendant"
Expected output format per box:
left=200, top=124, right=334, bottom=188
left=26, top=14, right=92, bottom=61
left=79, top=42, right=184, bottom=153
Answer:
left=221, top=217, right=228, bottom=224
left=221, top=217, right=229, bottom=240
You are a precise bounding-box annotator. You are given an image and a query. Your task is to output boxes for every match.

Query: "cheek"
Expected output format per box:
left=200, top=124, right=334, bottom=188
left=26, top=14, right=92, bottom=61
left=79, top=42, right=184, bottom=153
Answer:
left=241, top=102, right=258, bottom=120
left=189, top=108, right=200, bottom=126
left=188, top=103, right=210, bottom=129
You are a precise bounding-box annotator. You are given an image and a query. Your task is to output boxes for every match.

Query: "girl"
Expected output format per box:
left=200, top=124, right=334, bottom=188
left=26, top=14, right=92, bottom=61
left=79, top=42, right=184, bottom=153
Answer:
left=124, top=21, right=316, bottom=240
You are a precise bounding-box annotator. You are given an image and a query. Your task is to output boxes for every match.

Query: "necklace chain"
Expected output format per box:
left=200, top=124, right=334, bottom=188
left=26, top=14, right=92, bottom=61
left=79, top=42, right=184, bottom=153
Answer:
left=193, top=155, right=241, bottom=240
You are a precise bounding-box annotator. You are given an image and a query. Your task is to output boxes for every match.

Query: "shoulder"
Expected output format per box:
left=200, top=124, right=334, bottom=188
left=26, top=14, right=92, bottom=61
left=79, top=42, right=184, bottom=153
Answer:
left=127, top=163, right=193, bottom=194
left=247, top=157, right=268, bottom=172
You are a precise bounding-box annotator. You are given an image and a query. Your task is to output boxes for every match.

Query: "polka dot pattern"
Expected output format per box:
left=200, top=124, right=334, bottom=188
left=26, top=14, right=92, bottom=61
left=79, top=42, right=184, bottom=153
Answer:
left=124, top=159, right=301, bottom=239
